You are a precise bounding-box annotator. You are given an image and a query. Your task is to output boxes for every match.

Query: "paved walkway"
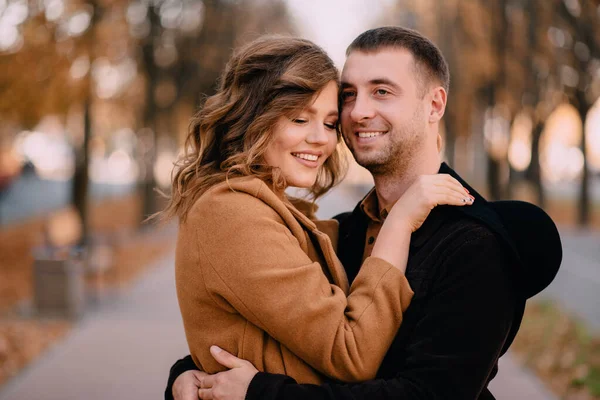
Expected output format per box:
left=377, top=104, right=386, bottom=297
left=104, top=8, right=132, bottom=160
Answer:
left=0, top=249, right=556, bottom=400
left=0, top=254, right=189, bottom=400
left=538, top=227, right=600, bottom=331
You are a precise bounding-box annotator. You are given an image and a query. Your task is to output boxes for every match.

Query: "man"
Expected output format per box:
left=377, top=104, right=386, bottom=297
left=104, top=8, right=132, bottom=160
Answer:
left=166, top=26, right=561, bottom=400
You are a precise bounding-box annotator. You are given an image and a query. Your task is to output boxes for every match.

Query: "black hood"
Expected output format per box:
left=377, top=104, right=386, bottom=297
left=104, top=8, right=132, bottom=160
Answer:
left=439, top=162, right=562, bottom=300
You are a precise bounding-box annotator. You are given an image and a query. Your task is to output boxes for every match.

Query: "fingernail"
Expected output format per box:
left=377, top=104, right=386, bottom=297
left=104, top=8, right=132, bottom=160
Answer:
left=464, top=188, right=470, bottom=194
left=211, top=345, right=222, bottom=353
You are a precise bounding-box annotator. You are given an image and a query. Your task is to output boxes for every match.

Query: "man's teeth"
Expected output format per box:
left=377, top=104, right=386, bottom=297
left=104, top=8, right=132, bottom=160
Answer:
left=292, top=153, right=318, bottom=161
left=357, top=132, right=384, bottom=138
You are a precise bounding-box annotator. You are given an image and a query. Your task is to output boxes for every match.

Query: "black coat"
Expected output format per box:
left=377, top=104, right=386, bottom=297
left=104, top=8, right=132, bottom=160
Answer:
left=165, top=163, right=562, bottom=400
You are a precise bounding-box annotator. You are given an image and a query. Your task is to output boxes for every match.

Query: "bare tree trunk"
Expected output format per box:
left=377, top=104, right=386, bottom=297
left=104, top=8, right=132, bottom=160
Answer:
left=437, top=2, right=457, bottom=166
left=71, top=1, right=99, bottom=246
left=576, top=90, right=590, bottom=226
left=556, top=0, right=596, bottom=226
left=72, top=100, right=91, bottom=246
left=529, top=122, right=545, bottom=207
left=485, top=0, right=508, bottom=200
left=486, top=85, right=502, bottom=200
left=525, top=0, right=545, bottom=207
left=139, top=5, right=160, bottom=221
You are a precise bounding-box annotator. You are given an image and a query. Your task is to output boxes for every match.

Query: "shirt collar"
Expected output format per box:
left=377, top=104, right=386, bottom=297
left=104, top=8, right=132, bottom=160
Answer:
left=358, top=163, right=449, bottom=247
left=358, top=162, right=451, bottom=224
left=359, top=187, right=395, bottom=223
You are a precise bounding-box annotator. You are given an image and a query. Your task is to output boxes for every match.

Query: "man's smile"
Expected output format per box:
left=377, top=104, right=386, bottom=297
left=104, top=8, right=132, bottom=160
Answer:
left=354, top=130, right=388, bottom=144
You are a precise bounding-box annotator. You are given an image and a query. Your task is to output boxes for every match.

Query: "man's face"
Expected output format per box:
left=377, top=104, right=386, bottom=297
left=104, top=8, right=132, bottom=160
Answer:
left=340, top=48, right=429, bottom=175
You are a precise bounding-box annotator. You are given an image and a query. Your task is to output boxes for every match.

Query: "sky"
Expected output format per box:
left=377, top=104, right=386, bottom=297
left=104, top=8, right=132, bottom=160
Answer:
left=284, top=0, right=396, bottom=67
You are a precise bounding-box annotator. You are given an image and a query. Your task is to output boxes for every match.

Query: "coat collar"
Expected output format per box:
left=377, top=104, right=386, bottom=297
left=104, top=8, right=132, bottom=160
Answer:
left=226, top=178, right=350, bottom=294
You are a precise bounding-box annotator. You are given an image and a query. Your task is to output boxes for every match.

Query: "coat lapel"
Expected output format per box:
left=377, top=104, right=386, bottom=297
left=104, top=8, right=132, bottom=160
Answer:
left=284, top=204, right=350, bottom=294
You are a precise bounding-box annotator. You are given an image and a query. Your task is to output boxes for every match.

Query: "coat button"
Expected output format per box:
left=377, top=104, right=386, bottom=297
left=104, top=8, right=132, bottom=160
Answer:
left=368, top=236, right=375, bottom=245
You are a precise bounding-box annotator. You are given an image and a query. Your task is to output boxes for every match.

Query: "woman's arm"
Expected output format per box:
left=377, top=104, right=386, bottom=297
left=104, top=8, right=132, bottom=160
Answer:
left=184, top=176, right=470, bottom=383
left=187, top=184, right=411, bottom=382
left=192, top=231, right=515, bottom=400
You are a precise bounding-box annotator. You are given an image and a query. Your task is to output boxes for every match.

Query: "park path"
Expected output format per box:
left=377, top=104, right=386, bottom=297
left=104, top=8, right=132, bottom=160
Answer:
left=0, top=184, right=567, bottom=400
left=0, top=253, right=189, bottom=400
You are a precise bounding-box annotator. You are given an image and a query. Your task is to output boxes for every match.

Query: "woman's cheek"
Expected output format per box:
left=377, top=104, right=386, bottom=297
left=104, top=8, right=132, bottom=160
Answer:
left=327, top=140, right=338, bottom=158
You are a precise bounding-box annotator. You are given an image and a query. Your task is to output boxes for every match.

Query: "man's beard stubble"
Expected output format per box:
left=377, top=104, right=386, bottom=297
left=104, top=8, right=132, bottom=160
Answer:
left=356, top=130, right=423, bottom=177
left=347, top=109, right=426, bottom=179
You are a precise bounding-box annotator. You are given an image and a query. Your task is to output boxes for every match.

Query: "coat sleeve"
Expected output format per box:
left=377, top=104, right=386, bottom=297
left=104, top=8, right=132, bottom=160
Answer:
left=244, top=228, right=517, bottom=400
left=164, top=355, right=198, bottom=400
left=191, top=187, right=414, bottom=382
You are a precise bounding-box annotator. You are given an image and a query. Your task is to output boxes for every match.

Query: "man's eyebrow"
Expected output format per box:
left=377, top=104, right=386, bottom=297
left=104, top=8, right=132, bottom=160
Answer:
left=340, top=79, right=402, bottom=91
left=369, top=78, right=401, bottom=90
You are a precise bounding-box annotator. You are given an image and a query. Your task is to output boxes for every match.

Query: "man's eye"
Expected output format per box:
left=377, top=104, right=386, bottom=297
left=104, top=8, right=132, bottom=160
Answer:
left=341, top=91, right=356, bottom=101
left=375, top=89, right=389, bottom=96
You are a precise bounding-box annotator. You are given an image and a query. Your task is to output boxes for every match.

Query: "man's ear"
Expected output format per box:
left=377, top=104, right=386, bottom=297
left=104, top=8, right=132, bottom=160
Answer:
left=428, top=87, right=447, bottom=123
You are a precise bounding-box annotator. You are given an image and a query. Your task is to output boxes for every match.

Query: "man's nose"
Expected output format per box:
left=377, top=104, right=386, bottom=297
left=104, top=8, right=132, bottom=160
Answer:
left=349, top=94, right=375, bottom=122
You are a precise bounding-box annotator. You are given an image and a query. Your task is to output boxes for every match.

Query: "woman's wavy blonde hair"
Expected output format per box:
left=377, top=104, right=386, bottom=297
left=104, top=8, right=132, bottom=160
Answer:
left=161, top=36, right=347, bottom=222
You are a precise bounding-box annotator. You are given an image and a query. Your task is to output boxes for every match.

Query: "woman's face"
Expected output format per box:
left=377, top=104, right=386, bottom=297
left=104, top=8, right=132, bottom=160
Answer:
left=264, top=80, right=339, bottom=189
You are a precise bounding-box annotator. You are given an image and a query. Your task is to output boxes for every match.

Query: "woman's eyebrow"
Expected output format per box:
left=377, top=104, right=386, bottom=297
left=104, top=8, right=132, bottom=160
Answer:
left=307, top=106, right=339, bottom=117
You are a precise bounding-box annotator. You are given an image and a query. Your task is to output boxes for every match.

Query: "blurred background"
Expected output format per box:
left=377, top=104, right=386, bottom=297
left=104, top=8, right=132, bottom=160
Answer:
left=0, top=0, right=598, bottom=399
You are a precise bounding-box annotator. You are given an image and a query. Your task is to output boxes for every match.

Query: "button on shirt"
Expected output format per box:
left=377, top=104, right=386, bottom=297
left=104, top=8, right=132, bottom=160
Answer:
left=360, top=188, right=395, bottom=261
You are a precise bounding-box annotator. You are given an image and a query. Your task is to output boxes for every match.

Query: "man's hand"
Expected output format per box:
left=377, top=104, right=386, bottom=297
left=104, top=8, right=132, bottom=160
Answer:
left=173, top=370, right=207, bottom=400
left=198, top=346, right=258, bottom=400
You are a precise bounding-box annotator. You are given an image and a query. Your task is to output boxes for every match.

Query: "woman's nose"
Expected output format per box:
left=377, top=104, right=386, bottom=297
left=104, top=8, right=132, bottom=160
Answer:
left=306, top=124, right=330, bottom=145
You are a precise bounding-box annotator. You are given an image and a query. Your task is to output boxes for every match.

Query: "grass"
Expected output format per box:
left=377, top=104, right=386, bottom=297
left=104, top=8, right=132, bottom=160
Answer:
left=511, top=301, right=600, bottom=399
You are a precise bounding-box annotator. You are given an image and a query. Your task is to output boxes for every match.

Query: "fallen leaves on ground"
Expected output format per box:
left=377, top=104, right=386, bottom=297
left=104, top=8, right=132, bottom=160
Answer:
left=512, top=302, right=600, bottom=399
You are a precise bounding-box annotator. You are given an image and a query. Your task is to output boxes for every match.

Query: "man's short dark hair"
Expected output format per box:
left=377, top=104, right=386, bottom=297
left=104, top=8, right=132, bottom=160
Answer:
left=346, top=26, right=450, bottom=96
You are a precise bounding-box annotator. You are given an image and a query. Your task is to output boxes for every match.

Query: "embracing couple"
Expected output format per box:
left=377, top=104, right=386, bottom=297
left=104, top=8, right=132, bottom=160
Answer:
left=161, top=26, right=562, bottom=400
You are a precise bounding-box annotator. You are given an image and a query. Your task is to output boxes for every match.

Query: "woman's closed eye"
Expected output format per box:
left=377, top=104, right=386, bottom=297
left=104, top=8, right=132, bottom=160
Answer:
left=324, top=122, right=338, bottom=130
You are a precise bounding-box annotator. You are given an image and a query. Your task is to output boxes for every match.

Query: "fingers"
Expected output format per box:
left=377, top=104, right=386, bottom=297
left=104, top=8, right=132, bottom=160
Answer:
left=192, top=371, right=209, bottom=381
left=435, top=187, right=473, bottom=206
left=198, top=388, right=213, bottom=400
left=439, top=191, right=472, bottom=206
left=430, top=175, right=474, bottom=206
left=200, top=374, right=215, bottom=389
left=431, top=174, right=467, bottom=194
left=210, top=345, right=245, bottom=369
left=173, top=370, right=204, bottom=400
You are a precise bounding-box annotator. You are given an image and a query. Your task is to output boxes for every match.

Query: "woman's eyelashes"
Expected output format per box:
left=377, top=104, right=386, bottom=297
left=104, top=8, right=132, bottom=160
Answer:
left=292, top=118, right=338, bottom=131
left=324, top=122, right=338, bottom=130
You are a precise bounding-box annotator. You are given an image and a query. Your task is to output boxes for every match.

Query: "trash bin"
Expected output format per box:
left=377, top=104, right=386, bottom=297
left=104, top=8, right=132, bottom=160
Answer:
left=33, top=247, right=85, bottom=319
left=86, top=234, right=114, bottom=305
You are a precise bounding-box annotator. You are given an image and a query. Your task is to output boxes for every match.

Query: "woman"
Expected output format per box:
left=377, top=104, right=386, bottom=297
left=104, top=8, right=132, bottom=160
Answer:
left=163, top=36, right=472, bottom=385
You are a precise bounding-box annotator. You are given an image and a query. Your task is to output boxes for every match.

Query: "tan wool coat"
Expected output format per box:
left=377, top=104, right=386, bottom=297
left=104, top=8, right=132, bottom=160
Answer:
left=175, top=176, right=414, bottom=384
